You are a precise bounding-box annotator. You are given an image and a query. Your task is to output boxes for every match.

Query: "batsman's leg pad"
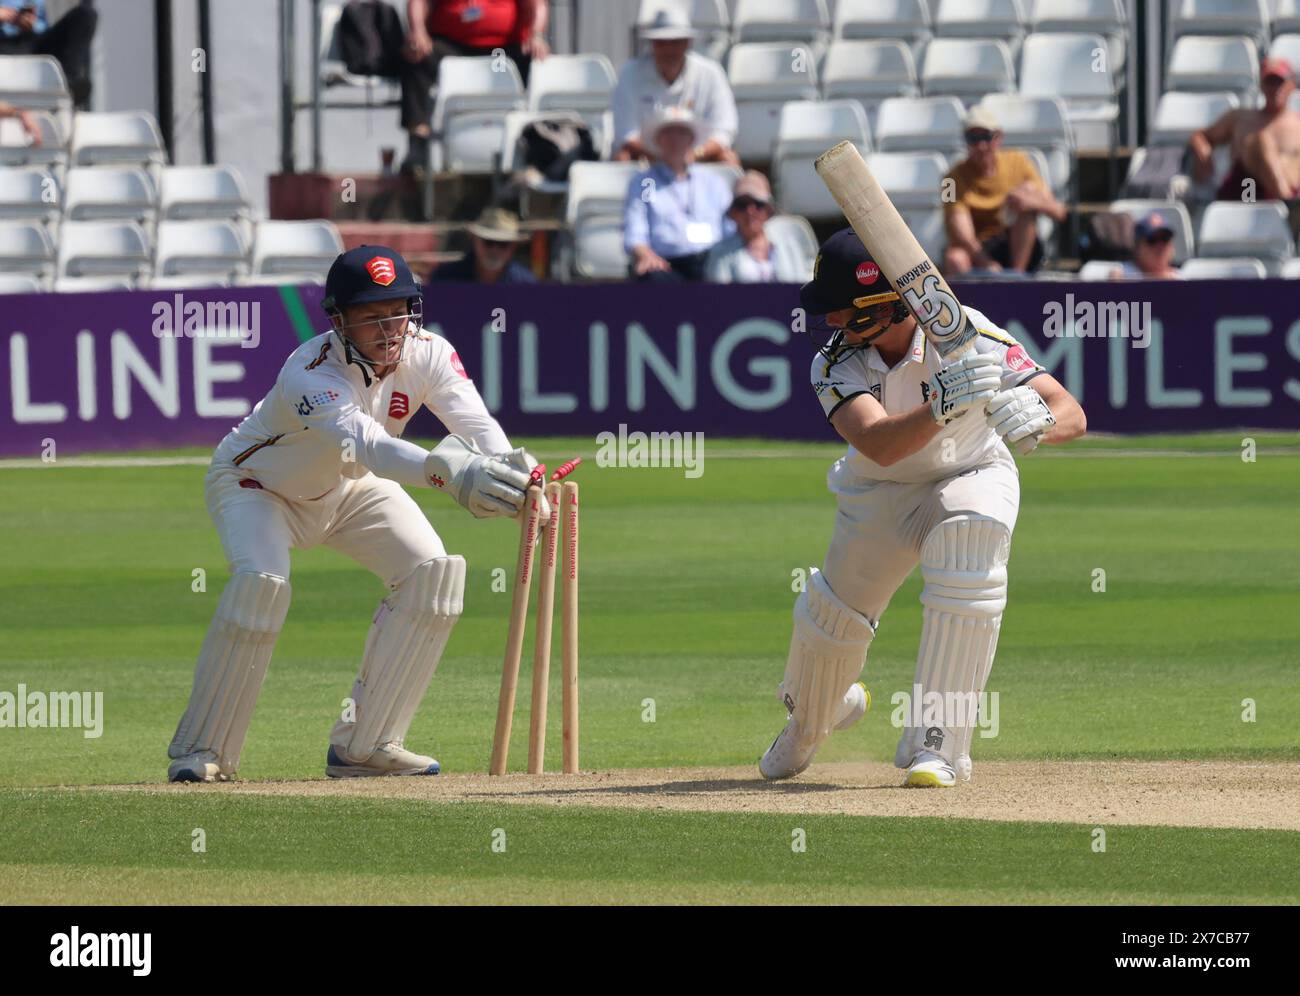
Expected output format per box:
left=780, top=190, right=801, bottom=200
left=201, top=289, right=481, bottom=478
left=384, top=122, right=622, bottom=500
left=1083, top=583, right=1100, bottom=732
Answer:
left=169, top=571, right=291, bottom=774
left=778, top=569, right=876, bottom=750
left=333, top=555, right=465, bottom=762
left=896, top=515, right=1008, bottom=770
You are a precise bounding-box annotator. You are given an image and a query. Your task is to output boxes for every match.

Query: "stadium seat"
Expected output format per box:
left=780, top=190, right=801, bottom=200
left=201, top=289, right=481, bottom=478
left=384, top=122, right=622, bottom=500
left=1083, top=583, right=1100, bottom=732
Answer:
left=0, top=220, right=55, bottom=277
left=63, top=166, right=156, bottom=223
left=727, top=42, right=820, bottom=163
left=252, top=220, right=344, bottom=277
left=1150, top=91, right=1239, bottom=145
left=236, top=272, right=326, bottom=288
left=1275, top=0, right=1300, bottom=35
left=53, top=275, right=137, bottom=293
left=933, top=0, right=1025, bottom=44
left=1109, top=199, right=1197, bottom=262
left=571, top=214, right=629, bottom=280
left=920, top=38, right=1015, bottom=100
left=432, top=56, right=526, bottom=172
left=1077, top=259, right=1122, bottom=280
left=874, top=96, right=965, bottom=156
left=0, top=167, right=58, bottom=226
left=865, top=151, right=948, bottom=208
left=149, top=273, right=234, bottom=290
left=1165, top=36, right=1259, bottom=94
left=500, top=110, right=592, bottom=213
left=0, top=110, right=66, bottom=172
left=834, top=0, right=931, bottom=48
left=70, top=111, right=167, bottom=168
left=1179, top=256, right=1267, bottom=279
left=902, top=207, right=946, bottom=262
left=1279, top=257, right=1300, bottom=278
left=636, top=0, right=732, bottom=62
left=1196, top=201, right=1293, bottom=268
left=0, top=55, right=70, bottom=126
left=1171, top=0, right=1269, bottom=49
left=562, top=161, right=641, bottom=281
left=821, top=40, right=919, bottom=110
left=1268, top=33, right=1300, bottom=70
left=158, top=165, right=250, bottom=222
left=764, top=213, right=817, bottom=279
left=0, top=271, right=44, bottom=293
left=1030, top=0, right=1127, bottom=71
left=528, top=53, right=616, bottom=114
left=977, top=94, right=1075, bottom=197
left=155, top=220, right=248, bottom=279
left=317, top=1, right=402, bottom=105
left=57, top=221, right=151, bottom=280
left=732, top=0, right=830, bottom=45
left=773, top=100, right=871, bottom=219
left=1019, top=33, right=1119, bottom=150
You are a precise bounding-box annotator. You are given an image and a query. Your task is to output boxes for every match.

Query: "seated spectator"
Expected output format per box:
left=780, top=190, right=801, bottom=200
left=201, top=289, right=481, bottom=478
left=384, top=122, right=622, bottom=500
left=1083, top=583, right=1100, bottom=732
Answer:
left=400, top=0, right=549, bottom=172
left=0, top=99, right=41, bottom=145
left=429, top=207, right=537, bottom=283
left=706, top=171, right=805, bottom=282
left=624, top=107, right=734, bottom=282
left=1189, top=57, right=1300, bottom=202
left=942, top=106, right=1066, bottom=276
left=1104, top=213, right=1182, bottom=280
left=611, top=8, right=738, bottom=167
left=0, top=1, right=98, bottom=108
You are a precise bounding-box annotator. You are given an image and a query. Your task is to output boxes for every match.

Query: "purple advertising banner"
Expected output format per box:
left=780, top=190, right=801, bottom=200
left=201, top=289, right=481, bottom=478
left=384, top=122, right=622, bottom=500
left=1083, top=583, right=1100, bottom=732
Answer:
left=2, top=280, right=1298, bottom=457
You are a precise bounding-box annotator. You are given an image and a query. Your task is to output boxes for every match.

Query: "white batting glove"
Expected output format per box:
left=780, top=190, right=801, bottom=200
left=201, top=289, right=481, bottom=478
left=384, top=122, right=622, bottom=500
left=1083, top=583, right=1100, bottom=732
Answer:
left=928, top=353, right=1003, bottom=424
left=985, top=386, right=1056, bottom=455
left=494, top=446, right=552, bottom=525
left=425, top=435, right=531, bottom=518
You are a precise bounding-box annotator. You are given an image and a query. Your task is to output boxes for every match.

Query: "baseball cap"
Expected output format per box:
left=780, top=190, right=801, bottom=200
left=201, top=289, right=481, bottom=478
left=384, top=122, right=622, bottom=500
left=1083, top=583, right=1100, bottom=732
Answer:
left=1134, top=212, right=1174, bottom=241
left=322, top=245, right=421, bottom=314
left=799, top=228, right=900, bottom=316
left=1262, top=56, right=1295, bottom=80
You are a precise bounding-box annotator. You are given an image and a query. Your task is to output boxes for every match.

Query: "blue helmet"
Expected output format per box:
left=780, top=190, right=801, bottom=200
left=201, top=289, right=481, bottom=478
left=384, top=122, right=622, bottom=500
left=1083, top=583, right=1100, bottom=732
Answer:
left=321, top=245, right=423, bottom=383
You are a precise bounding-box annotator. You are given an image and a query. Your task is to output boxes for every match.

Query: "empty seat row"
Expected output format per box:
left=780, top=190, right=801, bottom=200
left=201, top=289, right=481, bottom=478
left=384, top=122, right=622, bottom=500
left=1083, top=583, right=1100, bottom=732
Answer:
left=0, top=165, right=249, bottom=225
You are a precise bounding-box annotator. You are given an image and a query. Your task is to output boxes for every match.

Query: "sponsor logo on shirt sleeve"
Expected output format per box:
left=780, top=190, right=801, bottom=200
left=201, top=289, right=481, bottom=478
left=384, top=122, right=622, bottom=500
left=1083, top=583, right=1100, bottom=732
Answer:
left=449, top=351, right=468, bottom=378
left=388, top=391, right=410, bottom=419
left=1004, top=343, right=1036, bottom=372
left=295, top=389, right=340, bottom=416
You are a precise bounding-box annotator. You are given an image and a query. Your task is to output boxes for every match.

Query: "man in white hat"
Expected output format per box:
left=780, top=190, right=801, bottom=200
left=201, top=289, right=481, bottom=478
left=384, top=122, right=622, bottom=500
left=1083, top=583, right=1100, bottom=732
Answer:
left=623, top=106, right=735, bottom=281
left=611, top=7, right=739, bottom=166
left=429, top=206, right=537, bottom=284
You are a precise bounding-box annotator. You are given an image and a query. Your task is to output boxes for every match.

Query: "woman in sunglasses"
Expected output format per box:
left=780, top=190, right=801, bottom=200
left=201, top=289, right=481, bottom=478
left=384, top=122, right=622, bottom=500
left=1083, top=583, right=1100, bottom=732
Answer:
left=1108, top=213, right=1182, bottom=280
left=706, top=171, right=809, bottom=283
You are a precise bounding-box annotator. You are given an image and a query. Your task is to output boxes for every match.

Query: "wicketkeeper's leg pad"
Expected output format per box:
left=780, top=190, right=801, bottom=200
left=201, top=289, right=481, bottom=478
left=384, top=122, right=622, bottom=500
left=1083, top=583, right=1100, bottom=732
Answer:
left=778, top=568, right=876, bottom=750
left=895, top=515, right=1008, bottom=771
left=169, top=571, right=292, bottom=775
left=332, top=555, right=465, bottom=762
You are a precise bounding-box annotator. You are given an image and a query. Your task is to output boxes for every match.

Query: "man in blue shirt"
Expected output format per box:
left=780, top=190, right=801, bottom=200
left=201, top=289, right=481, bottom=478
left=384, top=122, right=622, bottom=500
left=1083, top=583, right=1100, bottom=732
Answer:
left=623, top=106, right=734, bottom=282
left=0, top=1, right=98, bottom=108
left=429, top=206, right=538, bottom=284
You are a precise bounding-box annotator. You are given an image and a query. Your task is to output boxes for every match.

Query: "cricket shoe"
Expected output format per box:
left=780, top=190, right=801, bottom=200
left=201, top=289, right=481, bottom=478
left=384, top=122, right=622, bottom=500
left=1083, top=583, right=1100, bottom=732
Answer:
left=326, top=741, right=440, bottom=778
left=902, top=750, right=956, bottom=788
left=759, top=682, right=870, bottom=781
left=168, top=750, right=227, bottom=783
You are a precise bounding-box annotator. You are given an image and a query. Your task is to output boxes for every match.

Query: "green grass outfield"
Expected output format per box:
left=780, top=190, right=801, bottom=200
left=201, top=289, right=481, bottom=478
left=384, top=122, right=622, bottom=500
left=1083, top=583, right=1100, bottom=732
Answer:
left=1, top=433, right=1297, bottom=904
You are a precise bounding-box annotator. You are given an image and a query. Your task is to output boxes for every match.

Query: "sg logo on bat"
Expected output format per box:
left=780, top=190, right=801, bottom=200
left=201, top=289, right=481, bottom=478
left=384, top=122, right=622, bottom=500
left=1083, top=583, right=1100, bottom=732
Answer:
left=900, top=273, right=977, bottom=356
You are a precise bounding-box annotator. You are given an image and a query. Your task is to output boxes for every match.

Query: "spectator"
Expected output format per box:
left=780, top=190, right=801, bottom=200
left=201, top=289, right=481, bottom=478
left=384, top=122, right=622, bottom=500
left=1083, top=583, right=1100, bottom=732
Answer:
left=942, top=106, right=1065, bottom=276
left=1105, top=213, right=1182, bottom=280
left=706, top=171, right=805, bottom=282
left=624, top=107, right=734, bottom=282
left=611, top=8, right=738, bottom=167
left=400, top=0, right=549, bottom=172
left=429, top=206, right=537, bottom=283
left=1190, top=56, right=1300, bottom=202
left=0, top=1, right=98, bottom=109
left=0, top=99, right=41, bottom=145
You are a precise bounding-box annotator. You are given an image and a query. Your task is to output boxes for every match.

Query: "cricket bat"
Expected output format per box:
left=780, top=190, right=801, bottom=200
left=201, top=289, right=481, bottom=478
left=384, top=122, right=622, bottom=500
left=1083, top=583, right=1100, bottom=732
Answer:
left=814, top=141, right=977, bottom=358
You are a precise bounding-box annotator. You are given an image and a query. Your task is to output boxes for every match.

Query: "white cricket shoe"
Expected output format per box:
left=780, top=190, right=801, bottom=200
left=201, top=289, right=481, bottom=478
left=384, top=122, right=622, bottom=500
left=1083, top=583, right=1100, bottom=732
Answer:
left=903, top=750, right=956, bottom=788
left=168, top=749, right=226, bottom=783
left=759, top=682, right=870, bottom=780
left=326, top=741, right=440, bottom=778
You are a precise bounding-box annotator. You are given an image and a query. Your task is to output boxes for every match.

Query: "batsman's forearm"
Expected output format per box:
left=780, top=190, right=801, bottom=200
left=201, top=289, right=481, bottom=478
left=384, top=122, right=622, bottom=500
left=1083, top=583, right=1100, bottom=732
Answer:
left=841, top=404, right=943, bottom=467
left=1042, top=395, right=1086, bottom=444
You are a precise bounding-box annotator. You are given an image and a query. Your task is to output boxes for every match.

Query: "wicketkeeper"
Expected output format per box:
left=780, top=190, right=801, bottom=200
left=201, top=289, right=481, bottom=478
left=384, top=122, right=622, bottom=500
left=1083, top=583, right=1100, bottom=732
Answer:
left=761, top=229, right=1086, bottom=786
left=168, top=246, right=548, bottom=782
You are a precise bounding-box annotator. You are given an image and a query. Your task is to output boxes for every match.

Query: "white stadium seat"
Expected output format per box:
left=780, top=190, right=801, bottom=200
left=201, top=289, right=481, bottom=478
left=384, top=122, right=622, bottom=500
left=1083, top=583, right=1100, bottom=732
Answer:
left=0, top=55, right=70, bottom=120
left=57, top=221, right=151, bottom=280
left=159, top=165, right=249, bottom=222
left=149, top=273, right=235, bottom=290
left=528, top=53, right=616, bottom=113
left=764, top=213, right=817, bottom=280
left=1019, top=33, right=1119, bottom=150
left=432, top=56, right=526, bottom=172
left=1165, top=36, right=1259, bottom=94
left=63, top=166, right=155, bottom=222
left=252, top=220, right=344, bottom=277
left=1268, top=34, right=1300, bottom=72
left=1196, top=201, right=1293, bottom=267
left=773, top=100, right=871, bottom=219
left=1179, top=256, right=1267, bottom=279
left=0, top=220, right=55, bottom=277
left=821, top=39, right=918, bottom=101
left=70, top=111, right=167, bottom=167
left=1279, top=257, right=1300, bottom=278
left=0, top=167, right=58, bottom=226
left=500, top=110, right=591, bottom=210
left=865, top=151, right=947, bottom=208
left=571, top=214, right=628, bottom=280
left=1277, top=0, right=1300, bottom=35
left=1077, top=259, right=1122, bottom=280
left=1031, top=0, right=1127, bottom=70
left=1171, top=0, right=1269, bottom=48
left=874, top=95, right=965, bottom=156
left=732, top=0, right=830, bottom=45
left=562, top=161, right=641, bottom=281
left=0, top=272, right=44, bottom=293
left=920, top=38, right=1015, bottom=99
left=933, top=0, right=1025, bottom=42
left=727, top=42, right=821, bottom=162
left=0, top=110, right=66, bottom=172
left=317, top=1, right=402, bottom=105
left=54, top=275, right=137, bottom=293
left=834, top=0, right=931, bottom=45
left=236, top=272, right=326, bottom=288
left=1110, top=199, right=1197, bottom=262
left=155, top=220, right=248, bottom=279
left=1150, top=91, right=1239, bottom=145
left=902, top=207, right=946, bottom=262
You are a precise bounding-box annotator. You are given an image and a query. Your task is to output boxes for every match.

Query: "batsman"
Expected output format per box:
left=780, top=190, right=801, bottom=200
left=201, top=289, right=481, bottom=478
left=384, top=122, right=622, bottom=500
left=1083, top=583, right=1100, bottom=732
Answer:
left=760, top=228, right=1086, bottom=786
left=167, top=246, right=548, bottom=782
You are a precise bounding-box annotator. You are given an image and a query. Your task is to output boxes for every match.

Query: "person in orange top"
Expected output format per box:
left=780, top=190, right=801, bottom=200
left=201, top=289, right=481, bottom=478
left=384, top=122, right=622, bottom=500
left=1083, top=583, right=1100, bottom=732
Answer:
left=942, top=106, right=1066, bottom=276
left=400, top=0, right=549, bottom=172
